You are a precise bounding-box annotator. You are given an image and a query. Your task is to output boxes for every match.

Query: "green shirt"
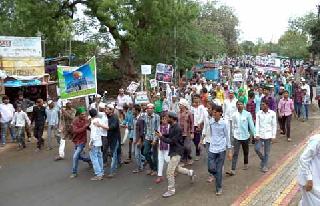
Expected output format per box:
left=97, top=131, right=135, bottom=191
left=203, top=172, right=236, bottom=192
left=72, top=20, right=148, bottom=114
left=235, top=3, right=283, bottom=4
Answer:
left=154, top=100, right=163, bottom=113
left=238, top=95, right=248, bottom=105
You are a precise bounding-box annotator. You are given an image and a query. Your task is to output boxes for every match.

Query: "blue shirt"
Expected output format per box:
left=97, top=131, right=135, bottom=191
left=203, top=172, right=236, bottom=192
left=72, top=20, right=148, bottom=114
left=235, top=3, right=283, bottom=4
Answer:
left=45, top=107, right=59, bottom=126
left=209, top=118, right=231, bottom=153
left=144, top=113, right=160, bottom=141
left=123, top=110, right=134, bottom=129
left=232, top=110, right=255, bottom=140
left=254, top=94, right=263, bottom=113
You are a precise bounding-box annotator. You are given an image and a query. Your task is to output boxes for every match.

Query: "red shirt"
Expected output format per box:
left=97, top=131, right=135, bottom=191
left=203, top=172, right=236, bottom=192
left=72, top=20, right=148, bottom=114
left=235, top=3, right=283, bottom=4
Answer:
left=246, top=99, right=256, bottom=121
left=72, top=117, right=89, bottom=145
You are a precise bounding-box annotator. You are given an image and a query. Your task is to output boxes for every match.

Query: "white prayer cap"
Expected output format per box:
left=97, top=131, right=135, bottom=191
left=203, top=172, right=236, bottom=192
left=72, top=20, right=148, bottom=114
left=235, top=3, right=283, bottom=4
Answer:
left=107, top=103, right=114, bottom=109
left=99, top=103, right=106, bottom=109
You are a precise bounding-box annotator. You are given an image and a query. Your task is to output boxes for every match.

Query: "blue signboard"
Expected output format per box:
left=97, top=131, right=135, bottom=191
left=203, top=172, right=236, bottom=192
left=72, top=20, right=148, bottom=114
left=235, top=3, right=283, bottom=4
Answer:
left=204, top=69, right=220, bottom=81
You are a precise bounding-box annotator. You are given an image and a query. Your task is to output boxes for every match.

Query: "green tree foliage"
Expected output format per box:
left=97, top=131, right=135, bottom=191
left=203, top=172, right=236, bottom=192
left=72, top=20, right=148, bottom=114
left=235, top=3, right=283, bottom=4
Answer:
left=0, top=0, right=240, bottom=77
left=0, top=0, right=75, bottom=57
left=309, top=20, right=320, bottom=56
left=240, top=41, right=255, bottom=55
left=278, top=31, right=309, bottom=59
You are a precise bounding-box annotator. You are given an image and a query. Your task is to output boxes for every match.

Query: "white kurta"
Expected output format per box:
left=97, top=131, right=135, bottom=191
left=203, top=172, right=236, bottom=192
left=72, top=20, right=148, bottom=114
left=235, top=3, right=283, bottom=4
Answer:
left=297, top=134, right=320, bottom=206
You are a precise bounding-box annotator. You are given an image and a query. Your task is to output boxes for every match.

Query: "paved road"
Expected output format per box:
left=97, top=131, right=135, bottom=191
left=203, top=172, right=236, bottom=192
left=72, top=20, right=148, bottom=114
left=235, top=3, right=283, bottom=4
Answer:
left=0, top=107, right=319, bottom=206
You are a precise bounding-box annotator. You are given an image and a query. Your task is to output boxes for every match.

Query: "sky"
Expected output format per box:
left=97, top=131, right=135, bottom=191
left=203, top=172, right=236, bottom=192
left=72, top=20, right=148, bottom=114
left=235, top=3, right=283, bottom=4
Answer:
left=215, top=0, right=319, bottom=43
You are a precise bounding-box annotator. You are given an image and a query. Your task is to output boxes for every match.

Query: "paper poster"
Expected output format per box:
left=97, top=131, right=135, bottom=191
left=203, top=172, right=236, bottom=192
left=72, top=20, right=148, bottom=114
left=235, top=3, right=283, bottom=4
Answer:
left=149, top=79, right=157, bottom=88
left=127, top=81, right=140, bottom=93
left=141, top=65, right=152, bottom=75
left=57, top=56, right=97, bottom=99
left=233, top=73, right=243, bottom=82
left=135, top=91, right=149, bottom=104
left=155, top=63, right=173, bottom=83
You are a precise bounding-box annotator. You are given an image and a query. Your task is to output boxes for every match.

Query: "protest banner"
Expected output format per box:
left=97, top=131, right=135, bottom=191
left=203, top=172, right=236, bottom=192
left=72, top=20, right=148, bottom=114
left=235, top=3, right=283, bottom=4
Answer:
left=141, top=65, right=152, bottom=75
left=233, top=73, right=243, bottom=82
left=155, top=63, right=173, bottom=83
left=135, top=91, right=149, bottom=104
left=57, top=56, right=97, bottom=99
left=149, top=79, right=157, bottom=88
left=0, top=36, right=42, bottom=57
left=127, top=81, right=140, bottom=93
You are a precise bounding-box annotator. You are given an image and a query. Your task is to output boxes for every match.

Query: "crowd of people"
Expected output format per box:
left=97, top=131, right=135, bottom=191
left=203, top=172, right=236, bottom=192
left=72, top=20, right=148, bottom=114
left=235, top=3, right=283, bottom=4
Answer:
left=0, top=67, right=315, bottom=198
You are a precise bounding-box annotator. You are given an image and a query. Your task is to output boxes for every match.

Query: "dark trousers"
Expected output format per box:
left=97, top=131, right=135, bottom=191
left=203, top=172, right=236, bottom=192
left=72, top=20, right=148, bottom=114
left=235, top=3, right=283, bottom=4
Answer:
left=231, top=139, right=249, bottom=170
left=208, top=151, right=226, bottom=192
left=102, top=136, right=109, bottom=163
left=143, top=140, right=157, bottom=171
left=182, top=136, right=192, bottom=161
left=193, top=128, right=202, bottom=156
left=128, top=139, right=133, bottom=159
left=117, top=136, right=122, bottom=164
left=34, top=123, right=45, bottom=149
left=280, top=115, right=292, bottom=139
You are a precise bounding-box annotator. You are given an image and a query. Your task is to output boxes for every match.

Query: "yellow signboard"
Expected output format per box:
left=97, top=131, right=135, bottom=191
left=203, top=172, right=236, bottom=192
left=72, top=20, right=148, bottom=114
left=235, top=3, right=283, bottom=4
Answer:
left=0, top=57, right=44, bottom=76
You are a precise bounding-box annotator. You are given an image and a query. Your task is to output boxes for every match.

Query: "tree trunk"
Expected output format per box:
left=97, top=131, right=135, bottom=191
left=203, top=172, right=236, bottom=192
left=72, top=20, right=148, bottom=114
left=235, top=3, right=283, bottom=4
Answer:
left=113, top=40, right=136, bottom=77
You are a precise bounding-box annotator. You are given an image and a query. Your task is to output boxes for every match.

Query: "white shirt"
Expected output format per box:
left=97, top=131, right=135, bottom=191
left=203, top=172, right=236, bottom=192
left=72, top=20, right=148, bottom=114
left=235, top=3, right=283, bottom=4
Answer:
left=100, top=113, right=109, bottom=137
left=117, top=95, right=130, bottom=110
left=297, top=135, right=320, bottom=206
left=255, top=109, right=277, bottom=139
left=301, top=83, right=310, bottom=96
left=0, top=103, right=15, bottom=123
left=223, top=98, right=238, bottom=120
left=11, top=111, right=31, bottom=127
left=202, top=109, right=211, bottom=143
left=90, top=102, right=103, bottom=110
left=196, top=84, right=203, bottom=95
left=191, top=105, right=205, bottom=126
left=89, top=118, right=103, bottom=146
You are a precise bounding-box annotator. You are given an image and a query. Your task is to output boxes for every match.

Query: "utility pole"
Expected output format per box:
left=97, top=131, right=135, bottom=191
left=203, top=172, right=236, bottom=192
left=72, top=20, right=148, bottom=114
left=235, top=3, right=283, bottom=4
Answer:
left=317, top=4, right=320, bottom=20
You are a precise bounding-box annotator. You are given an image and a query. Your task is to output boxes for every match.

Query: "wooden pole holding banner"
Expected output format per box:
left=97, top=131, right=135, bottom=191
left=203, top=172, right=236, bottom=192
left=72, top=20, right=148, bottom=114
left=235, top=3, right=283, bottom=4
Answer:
left=141, top=74, right=144, bottom=91
left=144, top=74, right=147, bottom=91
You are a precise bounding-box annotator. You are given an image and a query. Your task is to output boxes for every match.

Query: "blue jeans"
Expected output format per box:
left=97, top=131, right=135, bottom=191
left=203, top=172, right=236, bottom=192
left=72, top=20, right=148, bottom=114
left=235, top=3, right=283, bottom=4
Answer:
left=134, top=143, right=144, bottom=170
left=110, top=141, right=119, bottom=175
left=72, top=144, right=91, bottom=174
left=89, top=146, right=104, bottom=177
left=208, top=151, right=226, bottom=192
left=143, top=140, right=157, bottom=171
left=1, top=122, right=15, bottom=144
left=255, top=139, right=271, bottom=169
left=294, top=102, right=302, bottom=118
left=302, top=104, right=309, bottom=120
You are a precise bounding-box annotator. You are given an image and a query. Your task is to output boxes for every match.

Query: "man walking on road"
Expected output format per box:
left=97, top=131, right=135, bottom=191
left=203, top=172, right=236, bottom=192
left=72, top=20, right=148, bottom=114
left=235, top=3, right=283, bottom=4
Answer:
left=143, top=104, right=160, bottom=176
left=15, top=93, right=34, bottom=142
left=70, top=107, right=91, bottom=178
left=156, top=112, right=195, bottom=198
left=208, top=105, right=232, bottom=196
left=227, top=101, right=255, bottom=176
left=106, top=103, right=121, bottom=178
left=32, top=99, right=46, bottom=152
left=278, top=90, right=294, bottom=142
left=297, top=134, right=320, bottom=206
left=0, top=96, right=16, bottom=146
left=255, top=100, right=277, bottom=173
left=55, top=101, right=76, bottom=161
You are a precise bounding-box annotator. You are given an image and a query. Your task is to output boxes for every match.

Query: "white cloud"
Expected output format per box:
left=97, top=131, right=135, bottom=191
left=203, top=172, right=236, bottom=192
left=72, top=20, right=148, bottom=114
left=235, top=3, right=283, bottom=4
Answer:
left=215, top=0, right=319, bottom=42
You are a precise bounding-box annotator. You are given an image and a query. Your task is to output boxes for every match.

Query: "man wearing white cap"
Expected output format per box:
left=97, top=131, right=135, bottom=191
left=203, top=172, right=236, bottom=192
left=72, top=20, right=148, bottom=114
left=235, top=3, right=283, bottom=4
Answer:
left=143, top=103, right=160, bottom=176
left=178, top=98, right=194, bottom=164
left=45, top=100, right=60, bottom=150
